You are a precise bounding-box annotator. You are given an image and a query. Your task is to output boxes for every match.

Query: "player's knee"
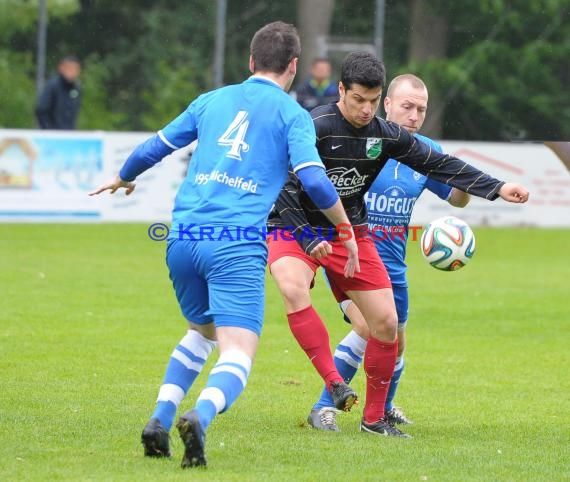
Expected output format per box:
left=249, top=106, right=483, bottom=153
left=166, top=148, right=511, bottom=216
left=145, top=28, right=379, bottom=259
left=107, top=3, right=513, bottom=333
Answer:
left=277, top=277, right=311, bottom=310
left=368, top=310, right=398, bottom=341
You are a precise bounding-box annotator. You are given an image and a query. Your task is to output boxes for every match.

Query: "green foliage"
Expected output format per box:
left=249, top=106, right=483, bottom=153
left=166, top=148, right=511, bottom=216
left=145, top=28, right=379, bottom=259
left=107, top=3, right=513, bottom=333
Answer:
left=392, top=0, right=570, bottom=140
left=0, top=0, right=79, bottom=128
left=63, top=0, right=215, bottom=131
left=223, top=2, right=296, bottom=85
left=330, top=0, right=376, bottom=38
left=0, top=1, right=567, bottom=139
left=1, top=224, right=569, bottom=480
left=0, top=51, right=36, bottom=128
left=76, top=54, right=128, bottom=130
left=0, top=0, right=79, bottom=40
left=139, top=59, right=201, bottom=130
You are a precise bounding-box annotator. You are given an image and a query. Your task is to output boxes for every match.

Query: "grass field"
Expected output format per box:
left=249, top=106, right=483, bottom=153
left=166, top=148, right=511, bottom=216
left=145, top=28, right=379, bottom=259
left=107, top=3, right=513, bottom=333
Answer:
left=1, top=224, right=569, bottom=481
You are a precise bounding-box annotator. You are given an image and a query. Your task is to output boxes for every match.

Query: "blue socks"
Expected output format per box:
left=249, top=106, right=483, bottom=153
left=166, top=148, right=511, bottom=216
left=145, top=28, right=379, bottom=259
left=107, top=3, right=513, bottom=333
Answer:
left=194, top=349, right=252, bottom=431
left=385, top=356, right=404, bottom=411
left=151, top=330, right=216, bottom=430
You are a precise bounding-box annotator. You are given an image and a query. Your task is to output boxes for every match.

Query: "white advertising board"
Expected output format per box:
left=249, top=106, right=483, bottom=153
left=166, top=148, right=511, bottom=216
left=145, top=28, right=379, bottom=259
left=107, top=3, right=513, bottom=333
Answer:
left=1, top=130, right=569, bottom=226
left=0, top=130, right=104, bottom=220
left=0, top=129, right=190, bottom=222
left=410, top=141, right=570, bottom=227
left=99, top=132, right=190, bottom=222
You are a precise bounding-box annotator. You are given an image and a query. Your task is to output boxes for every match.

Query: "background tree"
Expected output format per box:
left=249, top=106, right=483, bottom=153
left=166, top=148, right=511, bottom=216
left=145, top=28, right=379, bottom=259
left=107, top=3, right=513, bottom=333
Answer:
left=0, top=0, right=79, bottom=128
left=0, top=1, right=567, bottom=141
left=401, top=0, right=570, bottom=140
left=297, top=0, right=335, bottom=81
left=223, top=1, right=294, bottom=85
left=56, top=0, right=216, bottom=131
left=407, top=0, right=448, bottom=138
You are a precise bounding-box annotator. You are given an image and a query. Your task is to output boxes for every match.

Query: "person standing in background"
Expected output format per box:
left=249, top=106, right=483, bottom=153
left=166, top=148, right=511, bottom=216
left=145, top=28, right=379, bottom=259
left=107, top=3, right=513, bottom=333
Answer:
left=293, top=58, right=339, bottom=111
left=36, top=56, right=82, bottom=130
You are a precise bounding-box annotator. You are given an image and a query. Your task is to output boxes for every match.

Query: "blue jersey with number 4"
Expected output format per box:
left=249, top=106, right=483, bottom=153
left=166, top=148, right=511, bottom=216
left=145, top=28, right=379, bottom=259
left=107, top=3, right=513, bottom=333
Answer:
left=365, top=134, right=452, bottom=286
left=159, top=76, right=324, bottom=238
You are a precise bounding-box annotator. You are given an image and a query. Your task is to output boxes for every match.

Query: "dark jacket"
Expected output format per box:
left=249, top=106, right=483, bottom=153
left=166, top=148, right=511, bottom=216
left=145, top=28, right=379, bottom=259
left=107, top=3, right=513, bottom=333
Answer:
left=294, top=78, right=339, bottom=111
left=35, top=74, right=81, bottom=129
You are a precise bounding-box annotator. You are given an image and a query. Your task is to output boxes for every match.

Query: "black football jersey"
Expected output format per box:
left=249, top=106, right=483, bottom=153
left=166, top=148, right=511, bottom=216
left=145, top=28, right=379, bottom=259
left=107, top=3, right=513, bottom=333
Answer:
left=269, top=103, right=504, bottom=250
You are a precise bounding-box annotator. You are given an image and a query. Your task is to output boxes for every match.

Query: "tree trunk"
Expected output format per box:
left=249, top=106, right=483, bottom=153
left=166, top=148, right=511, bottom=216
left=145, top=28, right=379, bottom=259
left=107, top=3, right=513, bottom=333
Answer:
left=297, top=0, right=335, bottom=81
left=407, top=0, right=448, bottom=139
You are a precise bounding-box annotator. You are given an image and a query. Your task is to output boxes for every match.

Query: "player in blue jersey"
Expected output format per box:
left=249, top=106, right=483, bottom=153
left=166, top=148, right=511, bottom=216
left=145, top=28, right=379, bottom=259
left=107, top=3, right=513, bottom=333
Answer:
left=307, top=74, right=471, bottom=431
left=89, top=21, right=359, bottom=469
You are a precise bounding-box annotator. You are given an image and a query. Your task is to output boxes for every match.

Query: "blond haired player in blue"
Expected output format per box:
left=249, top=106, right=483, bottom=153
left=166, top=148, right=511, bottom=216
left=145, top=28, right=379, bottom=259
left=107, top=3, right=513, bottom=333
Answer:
left=89, top=21, right=359, bottom=469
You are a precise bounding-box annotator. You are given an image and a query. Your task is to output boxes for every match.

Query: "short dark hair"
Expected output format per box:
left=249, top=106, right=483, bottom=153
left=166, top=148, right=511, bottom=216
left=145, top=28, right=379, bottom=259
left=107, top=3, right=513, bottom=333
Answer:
left=340, top=52, right=386, bottom=91
left=250, top=21, right=301, bottom=74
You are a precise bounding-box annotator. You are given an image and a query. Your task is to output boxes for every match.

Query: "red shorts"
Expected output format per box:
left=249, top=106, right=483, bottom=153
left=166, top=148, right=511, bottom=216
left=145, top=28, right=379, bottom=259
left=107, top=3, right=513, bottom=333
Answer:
left=267, top=229, right=391, bottom=302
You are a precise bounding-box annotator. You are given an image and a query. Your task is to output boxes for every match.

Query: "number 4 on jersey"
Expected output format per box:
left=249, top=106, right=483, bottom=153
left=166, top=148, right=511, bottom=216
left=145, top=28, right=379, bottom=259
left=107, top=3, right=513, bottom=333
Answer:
left=218, top=111, right=250, bottom=160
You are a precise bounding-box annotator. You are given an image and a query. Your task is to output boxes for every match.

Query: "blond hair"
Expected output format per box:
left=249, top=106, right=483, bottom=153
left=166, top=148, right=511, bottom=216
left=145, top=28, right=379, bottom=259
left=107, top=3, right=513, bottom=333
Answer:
left=386, top=74, right=427, bottom=97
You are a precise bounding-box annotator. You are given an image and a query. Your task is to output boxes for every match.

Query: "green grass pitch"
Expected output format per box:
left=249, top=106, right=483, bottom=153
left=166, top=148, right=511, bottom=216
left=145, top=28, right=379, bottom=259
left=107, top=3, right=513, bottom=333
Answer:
left=1, top=224, right=568, bottom=481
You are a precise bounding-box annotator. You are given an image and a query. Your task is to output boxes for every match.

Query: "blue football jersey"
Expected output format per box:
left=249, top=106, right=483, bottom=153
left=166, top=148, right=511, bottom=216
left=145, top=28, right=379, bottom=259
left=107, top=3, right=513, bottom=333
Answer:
left=365, top=134, right=452, bottom=285
left=159, top=76, right=324, bottom=239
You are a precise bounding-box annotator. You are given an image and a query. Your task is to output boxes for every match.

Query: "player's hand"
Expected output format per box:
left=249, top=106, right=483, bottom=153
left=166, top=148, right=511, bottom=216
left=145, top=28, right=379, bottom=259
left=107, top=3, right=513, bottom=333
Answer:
left=498, top=183, right=529, bottom=203
left=342, top=237, right=360, bottom=278
left=88, top=175, right=136, bottom=196
left=310, top=240, right=333, bottom=260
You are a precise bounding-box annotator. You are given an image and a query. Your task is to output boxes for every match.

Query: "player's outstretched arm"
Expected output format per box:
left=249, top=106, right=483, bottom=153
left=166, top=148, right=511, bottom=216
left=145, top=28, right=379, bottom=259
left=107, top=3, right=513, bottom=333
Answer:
left=498, top=183, right=529, bottom=203
left=89, top=133, right=178, bottom=197
left=390, top=127, right=531, bottom=201
left=88, top=175, right=136, bottom=196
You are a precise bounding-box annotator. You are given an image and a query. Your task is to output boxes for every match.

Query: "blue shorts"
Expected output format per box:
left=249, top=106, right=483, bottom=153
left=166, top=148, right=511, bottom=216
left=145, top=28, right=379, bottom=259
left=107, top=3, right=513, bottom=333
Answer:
left=166, top=238, right=267, bottom=336
left=392, top=285, right=409, bottom=327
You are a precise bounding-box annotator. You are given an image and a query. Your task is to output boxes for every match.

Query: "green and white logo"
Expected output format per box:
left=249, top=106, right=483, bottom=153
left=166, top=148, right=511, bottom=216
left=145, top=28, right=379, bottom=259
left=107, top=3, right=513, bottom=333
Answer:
left=366, top=138, right=382, bottom=159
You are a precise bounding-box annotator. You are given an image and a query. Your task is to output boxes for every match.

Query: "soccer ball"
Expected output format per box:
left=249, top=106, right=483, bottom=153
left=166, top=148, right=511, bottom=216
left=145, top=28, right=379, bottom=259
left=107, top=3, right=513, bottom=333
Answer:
left=420, top=216, right=475, bottom=271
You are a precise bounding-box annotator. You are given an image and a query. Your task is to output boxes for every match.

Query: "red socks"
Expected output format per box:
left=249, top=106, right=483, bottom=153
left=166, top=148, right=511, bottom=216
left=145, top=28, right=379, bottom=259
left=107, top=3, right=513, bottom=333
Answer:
left=287, top=306, right=342, bottom=389
left=363, top=336, right=398, bottom=424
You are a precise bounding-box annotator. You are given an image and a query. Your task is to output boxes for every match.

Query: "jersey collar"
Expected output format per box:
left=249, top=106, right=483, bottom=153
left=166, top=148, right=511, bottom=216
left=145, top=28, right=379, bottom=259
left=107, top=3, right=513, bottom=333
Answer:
left=248, top=75, right=282, bottom=89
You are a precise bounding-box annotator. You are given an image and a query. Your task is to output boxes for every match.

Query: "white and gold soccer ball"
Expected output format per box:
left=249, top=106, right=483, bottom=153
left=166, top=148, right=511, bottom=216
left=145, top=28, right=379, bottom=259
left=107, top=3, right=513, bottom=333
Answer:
left=420, top=216, right=475, bottom=271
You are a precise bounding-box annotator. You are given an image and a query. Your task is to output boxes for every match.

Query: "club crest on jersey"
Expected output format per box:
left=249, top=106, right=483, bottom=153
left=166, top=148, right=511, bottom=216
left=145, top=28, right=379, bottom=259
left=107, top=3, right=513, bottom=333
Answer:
left=366, top=138, right=382, bottom=159
left=413, top=171, right=422, bottom=181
